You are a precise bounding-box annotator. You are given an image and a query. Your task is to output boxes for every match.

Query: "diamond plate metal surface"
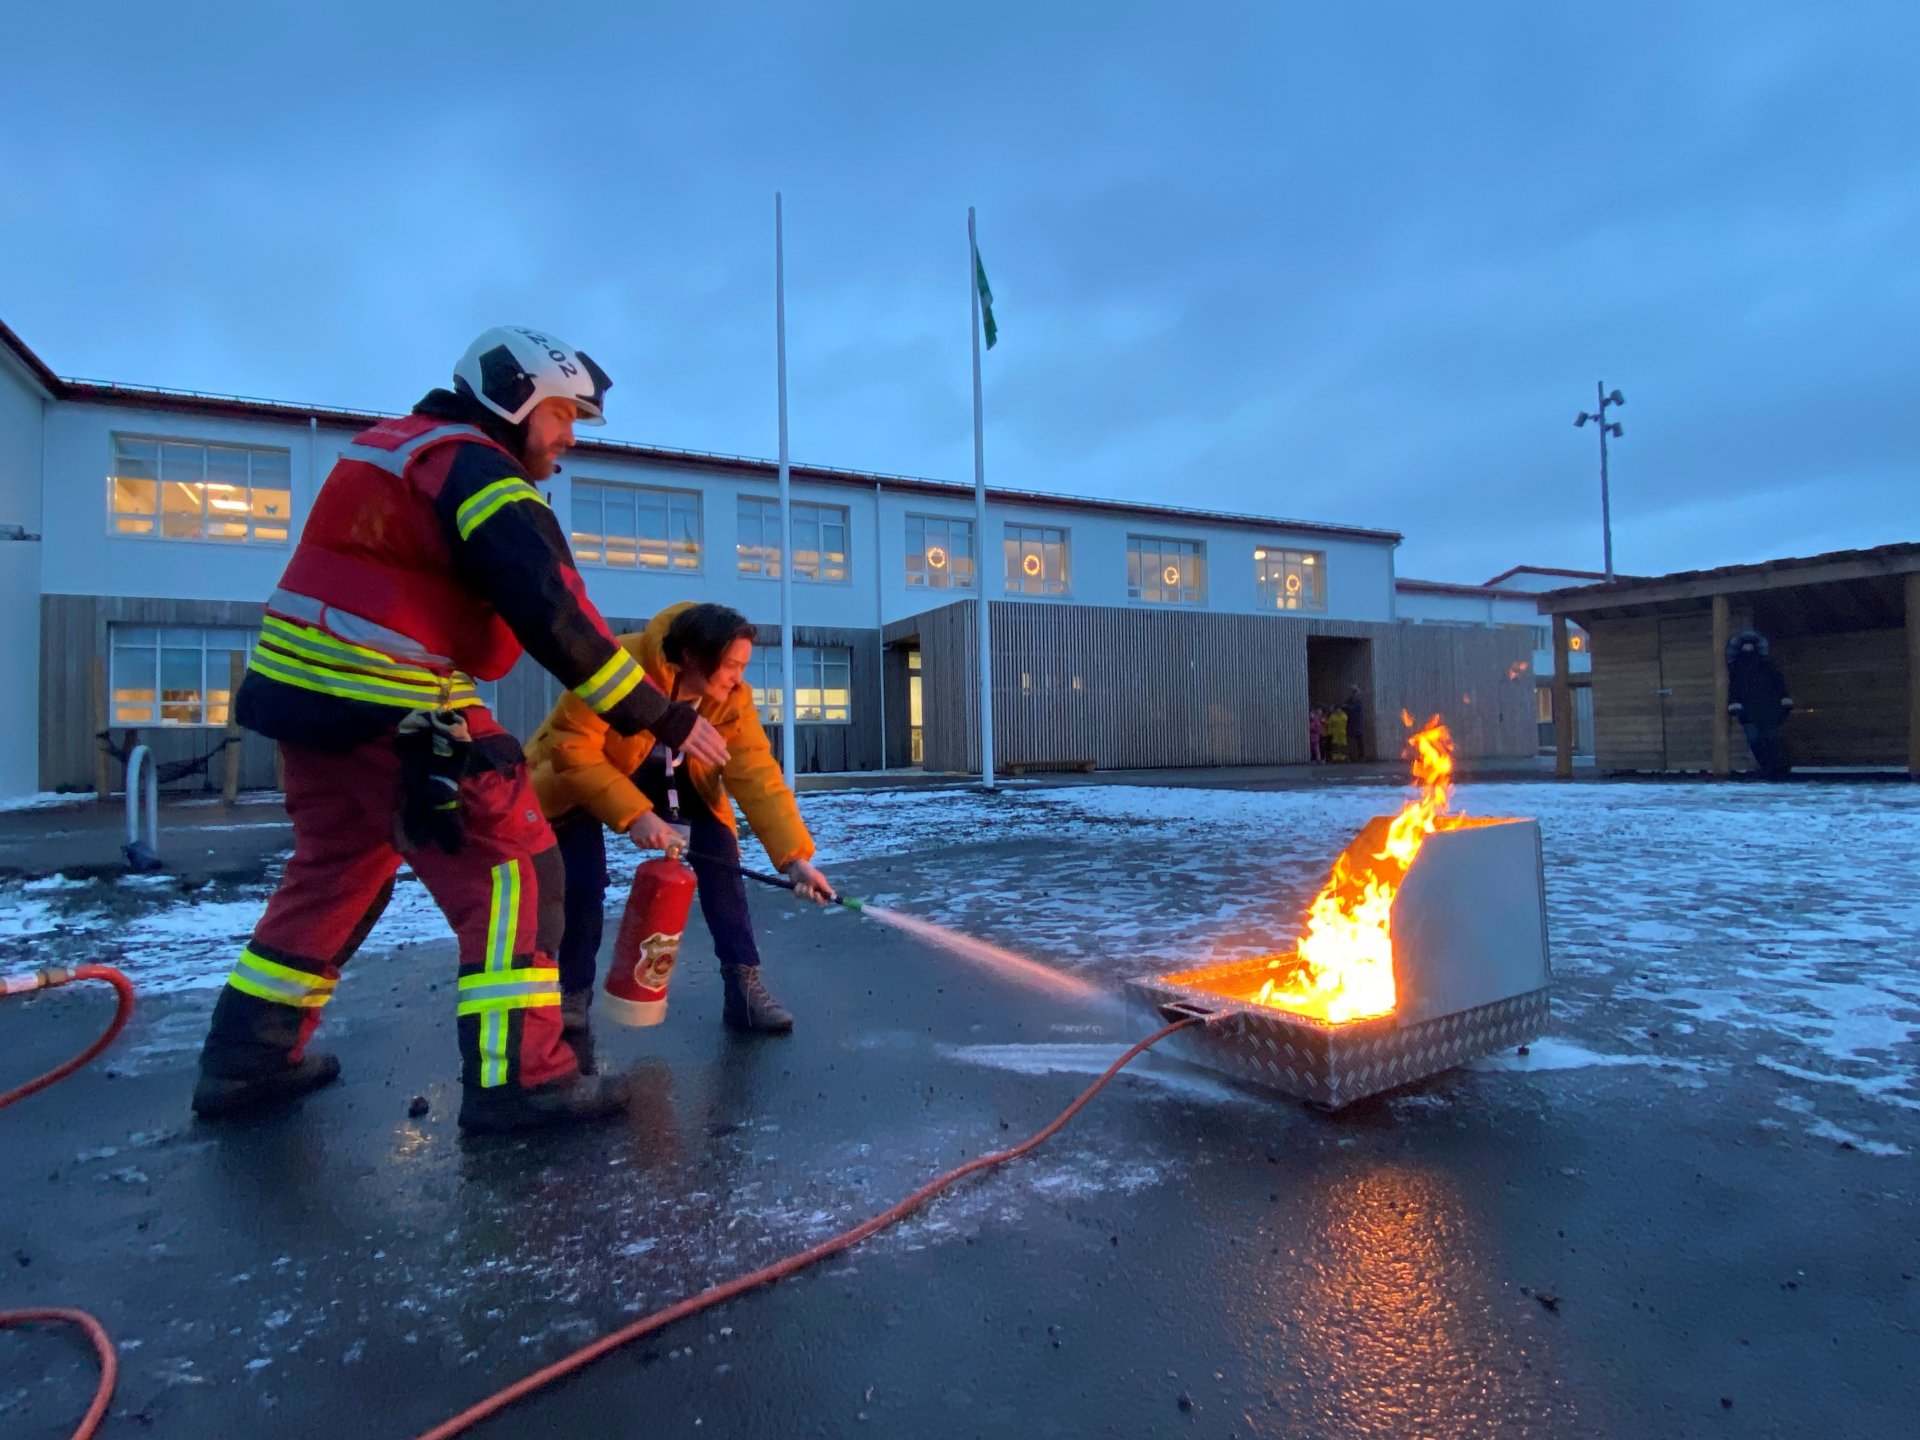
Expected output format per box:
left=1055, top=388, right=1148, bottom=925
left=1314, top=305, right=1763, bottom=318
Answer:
left=1127, top=963, right=1550, bottom=1110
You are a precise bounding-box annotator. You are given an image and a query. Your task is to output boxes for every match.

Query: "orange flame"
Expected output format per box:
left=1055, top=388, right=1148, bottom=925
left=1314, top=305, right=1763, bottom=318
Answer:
left=1253, top=715, right=1457, bottom=1024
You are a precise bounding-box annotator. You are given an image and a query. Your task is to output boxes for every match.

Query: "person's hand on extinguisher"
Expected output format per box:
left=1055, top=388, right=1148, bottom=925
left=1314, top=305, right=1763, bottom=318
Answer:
left=628, top=810, right=686, bottom=860
left=785, top=859, right=836, bottom=905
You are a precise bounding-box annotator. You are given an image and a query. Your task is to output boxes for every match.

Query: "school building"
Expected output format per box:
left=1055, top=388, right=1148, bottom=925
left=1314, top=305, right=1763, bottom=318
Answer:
left=0, top=314, right=1545, bottom=799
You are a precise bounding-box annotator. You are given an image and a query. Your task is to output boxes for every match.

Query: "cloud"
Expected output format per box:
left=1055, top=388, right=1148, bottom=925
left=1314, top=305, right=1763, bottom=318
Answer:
left=1, top=0, right=1914, bottom=583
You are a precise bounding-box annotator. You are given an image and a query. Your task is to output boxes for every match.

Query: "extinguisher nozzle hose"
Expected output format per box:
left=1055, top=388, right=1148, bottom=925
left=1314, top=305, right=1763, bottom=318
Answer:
left=684, top=849, right=863, bottom=913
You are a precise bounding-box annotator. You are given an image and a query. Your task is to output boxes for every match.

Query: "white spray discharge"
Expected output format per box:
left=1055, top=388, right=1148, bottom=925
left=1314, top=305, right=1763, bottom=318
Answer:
left=855, top=904, right=1106, bottom=1004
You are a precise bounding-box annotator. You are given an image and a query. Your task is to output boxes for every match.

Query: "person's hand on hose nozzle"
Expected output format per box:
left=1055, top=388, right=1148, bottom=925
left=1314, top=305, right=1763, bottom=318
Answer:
left=784, top=859, right=836, bottom=905
left=628, top=810, right=686, bottom=859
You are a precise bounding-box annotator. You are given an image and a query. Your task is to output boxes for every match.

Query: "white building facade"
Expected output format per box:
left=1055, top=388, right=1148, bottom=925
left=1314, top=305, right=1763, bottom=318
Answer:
left=2, top=319, right=1439, bottom=796
left=1395, top=567, right=1597, bottom=753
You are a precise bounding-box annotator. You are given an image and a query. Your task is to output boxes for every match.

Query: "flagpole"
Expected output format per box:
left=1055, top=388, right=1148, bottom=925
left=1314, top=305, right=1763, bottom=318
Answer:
left=968, top=206, right=995, bottom=791
left=775, top=191, right=797, bottom=787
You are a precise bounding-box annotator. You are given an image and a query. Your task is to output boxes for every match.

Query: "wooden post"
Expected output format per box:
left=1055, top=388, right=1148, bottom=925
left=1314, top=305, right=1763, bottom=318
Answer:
left=1907, top=572, right=1920, bottom=780
left=273, top=743, right=286, bottom=795
left=91, top=654, right=111, bottom=801
left=1711, top=593, right=1731, bottom=778
left=221, top=650, right=246, bottom=803
left=1553, top=614, right=1574, bottom=779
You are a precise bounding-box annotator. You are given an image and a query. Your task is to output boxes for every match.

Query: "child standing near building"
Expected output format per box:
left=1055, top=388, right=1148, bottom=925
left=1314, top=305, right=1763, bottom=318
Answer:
left=1325, top=705, right=1349, bottom=763
left=1308, top=706, right=1325, bottom=763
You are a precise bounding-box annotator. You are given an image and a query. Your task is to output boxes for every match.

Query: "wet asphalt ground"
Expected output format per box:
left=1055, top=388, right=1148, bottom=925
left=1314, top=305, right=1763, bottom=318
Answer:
left=3, top=801, right=1918, bottom=1439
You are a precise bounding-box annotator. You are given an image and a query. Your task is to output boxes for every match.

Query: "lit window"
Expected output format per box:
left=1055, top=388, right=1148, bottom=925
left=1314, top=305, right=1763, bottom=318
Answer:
left=737, top=498, right=850, bottom=583
left=110, top=435, right=292, bottom=544
left=1255, top=547, right=1326, bottom=612
left=110, top=625, right=255, bottom=726
left=905, top=514, right=976, bottom=590
left=1003, top=523, right=1070, bottom=597
left=570, top=480, right=701, bottom=571
left=908, top=648, right=924, bottom=764
left=1128, top=535, right=1207, bottom=606
left=744, top=645, right=853, bottom=724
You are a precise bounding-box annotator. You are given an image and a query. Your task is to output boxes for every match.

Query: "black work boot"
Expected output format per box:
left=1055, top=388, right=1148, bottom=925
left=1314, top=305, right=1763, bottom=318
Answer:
left=722, top=965, right=793, bottom=1035
left=560, top=989, right=597, bottom=1076
left=192, top=1053, right=342, bottom=1118
left=457, top=1072, right=632, bottom=1134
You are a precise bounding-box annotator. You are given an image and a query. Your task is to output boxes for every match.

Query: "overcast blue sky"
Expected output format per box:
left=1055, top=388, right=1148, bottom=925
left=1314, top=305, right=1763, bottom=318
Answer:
left=3, top=2, right=1913, bottom=582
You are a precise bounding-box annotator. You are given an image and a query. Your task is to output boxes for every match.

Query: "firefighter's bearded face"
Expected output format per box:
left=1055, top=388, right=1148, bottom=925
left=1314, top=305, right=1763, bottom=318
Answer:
left=520, top=397, right=579, bottom=481
left=679, top=637, right=754, bottom=707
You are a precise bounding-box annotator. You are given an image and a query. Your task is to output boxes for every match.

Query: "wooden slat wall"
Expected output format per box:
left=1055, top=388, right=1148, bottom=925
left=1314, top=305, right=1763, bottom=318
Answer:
left=1355, top=620, right=1537, bottom=760
left=1589, top=604, right=1909, bottom=773
left=1589, top=616, right=1666, bottom=772
left=916, top=601, right=979, bottom=773
left=1771, top=629, right=1907, bottom=766
left=40, top=594, right=280, bottom=793
left=1657, top=613, right=1718, bottom=771
left=913, top=601, right=1534, bottom=773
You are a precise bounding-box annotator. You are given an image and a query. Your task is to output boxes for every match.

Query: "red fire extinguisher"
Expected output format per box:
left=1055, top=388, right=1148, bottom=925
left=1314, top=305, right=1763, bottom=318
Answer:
left=605, top=748, right=698, bottom=1028
left=604, top=854, right=697, bottom=1027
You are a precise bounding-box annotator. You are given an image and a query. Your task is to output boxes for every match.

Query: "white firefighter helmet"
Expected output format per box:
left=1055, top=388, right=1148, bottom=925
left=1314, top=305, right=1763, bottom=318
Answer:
left=453, top=326, right=612, bottom=426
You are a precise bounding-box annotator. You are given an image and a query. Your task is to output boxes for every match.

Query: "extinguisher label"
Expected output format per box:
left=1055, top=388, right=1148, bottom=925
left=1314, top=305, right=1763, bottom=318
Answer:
left=631, top=932, right=681, bottom=998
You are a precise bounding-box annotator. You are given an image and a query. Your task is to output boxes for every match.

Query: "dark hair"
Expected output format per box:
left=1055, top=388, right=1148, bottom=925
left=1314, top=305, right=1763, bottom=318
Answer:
left=663, top=604, right=756, bottom=674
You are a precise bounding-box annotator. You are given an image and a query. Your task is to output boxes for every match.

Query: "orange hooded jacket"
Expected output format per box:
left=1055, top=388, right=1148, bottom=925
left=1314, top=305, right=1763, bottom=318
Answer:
left=524, top=603, right=815, bottom=869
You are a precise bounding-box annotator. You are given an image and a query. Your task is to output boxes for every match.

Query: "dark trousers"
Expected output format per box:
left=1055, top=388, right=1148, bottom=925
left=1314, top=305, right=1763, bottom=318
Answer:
left=553, top=775, right=763, bottom=997
left=1742, top=720, right=1789, bottom=777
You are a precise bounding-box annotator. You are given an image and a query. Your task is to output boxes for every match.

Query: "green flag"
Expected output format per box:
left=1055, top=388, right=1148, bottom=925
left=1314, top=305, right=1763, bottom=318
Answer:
left=975, top=249, right=998, bottom=349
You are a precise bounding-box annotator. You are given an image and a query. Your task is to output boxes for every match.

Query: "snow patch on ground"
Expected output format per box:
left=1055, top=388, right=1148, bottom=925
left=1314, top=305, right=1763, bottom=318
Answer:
left=0, top=790, right=90, bottom=814
left=1774, top=1092, right=1907, bottom=1156
left=3, top=778, right=1917, bottom=1117
left=1468, top=1038, right=1700, bottom=1073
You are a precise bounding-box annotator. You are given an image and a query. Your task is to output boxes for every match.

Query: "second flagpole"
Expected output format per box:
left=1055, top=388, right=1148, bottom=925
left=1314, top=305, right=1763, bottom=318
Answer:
left=968, top=207, right=995, bottom=790
left=775, top=192, right=797, bottom=787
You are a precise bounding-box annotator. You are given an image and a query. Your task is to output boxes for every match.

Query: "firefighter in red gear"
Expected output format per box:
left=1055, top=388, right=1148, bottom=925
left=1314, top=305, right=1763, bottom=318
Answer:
left=191, top=326, right=730, bottom=1132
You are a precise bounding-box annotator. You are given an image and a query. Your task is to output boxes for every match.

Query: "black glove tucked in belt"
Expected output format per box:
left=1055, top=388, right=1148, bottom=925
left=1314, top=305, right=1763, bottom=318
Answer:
left=396, top=708, right=473, bottom=854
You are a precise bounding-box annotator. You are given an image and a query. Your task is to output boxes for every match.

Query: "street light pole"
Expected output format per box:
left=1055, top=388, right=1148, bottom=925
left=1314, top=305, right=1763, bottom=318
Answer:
left=1574, top=381, right=1625, bottom=582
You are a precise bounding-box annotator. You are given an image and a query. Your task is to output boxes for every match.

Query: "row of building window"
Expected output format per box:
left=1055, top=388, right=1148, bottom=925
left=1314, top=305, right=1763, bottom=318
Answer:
left=107, top=624, right=856, bottom=730
left=105, top=441, right=1328, bottom=611
left=578, top=497, right=1325, bottom=609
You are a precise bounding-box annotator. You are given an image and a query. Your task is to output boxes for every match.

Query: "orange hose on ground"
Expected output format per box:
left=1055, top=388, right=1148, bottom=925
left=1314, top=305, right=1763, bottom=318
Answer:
left=0, top=1308, right=118, bottom=1440
left=415, top=1016, right=1201, bottom=1440
left=0, top=964, right=136, bottom=1108
left=1, top=964, right=133, bottom=1439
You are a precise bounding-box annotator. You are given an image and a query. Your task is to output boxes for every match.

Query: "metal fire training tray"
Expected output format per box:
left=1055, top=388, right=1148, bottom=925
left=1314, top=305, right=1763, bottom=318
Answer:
left=1126, top=817, right=1552, bottom=1110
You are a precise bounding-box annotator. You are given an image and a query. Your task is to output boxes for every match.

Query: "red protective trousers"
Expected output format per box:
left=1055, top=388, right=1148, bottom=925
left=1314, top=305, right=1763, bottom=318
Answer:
left=197, top=711, right=578, bottom=1093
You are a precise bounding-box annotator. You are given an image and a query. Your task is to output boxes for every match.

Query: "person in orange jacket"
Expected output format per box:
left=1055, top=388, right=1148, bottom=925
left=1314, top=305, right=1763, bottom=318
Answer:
left=526, top=602, right=835, bottom=1068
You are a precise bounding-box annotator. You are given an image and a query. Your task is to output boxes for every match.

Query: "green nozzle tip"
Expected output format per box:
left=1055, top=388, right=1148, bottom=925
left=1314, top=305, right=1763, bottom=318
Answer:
left=842, top=896, right=863, bottom=912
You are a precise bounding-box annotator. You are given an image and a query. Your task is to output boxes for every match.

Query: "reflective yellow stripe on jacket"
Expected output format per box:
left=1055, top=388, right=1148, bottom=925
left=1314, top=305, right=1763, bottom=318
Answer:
left=455, top=477, right=547, bottom=541
left=251, top=614, right=483, bottom=712
left=573, top=647, right=645, bottom=717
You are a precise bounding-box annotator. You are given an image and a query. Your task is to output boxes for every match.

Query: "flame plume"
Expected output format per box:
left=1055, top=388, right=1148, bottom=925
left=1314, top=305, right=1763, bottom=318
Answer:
left=1253, top=716, right=1456, bottom=1024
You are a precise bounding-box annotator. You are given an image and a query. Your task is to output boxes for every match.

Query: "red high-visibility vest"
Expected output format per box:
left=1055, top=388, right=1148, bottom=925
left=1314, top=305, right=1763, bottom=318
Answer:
left=271, top=413, right=525, bottom=680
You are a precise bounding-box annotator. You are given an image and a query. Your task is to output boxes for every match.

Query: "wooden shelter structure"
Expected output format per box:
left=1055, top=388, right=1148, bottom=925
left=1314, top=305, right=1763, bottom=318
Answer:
left=1537, top=544, right=1920, bottom=778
